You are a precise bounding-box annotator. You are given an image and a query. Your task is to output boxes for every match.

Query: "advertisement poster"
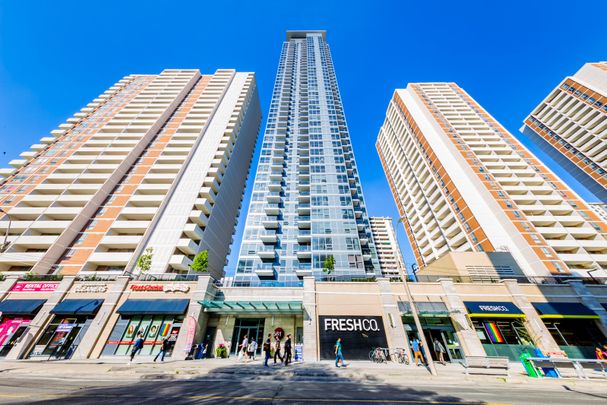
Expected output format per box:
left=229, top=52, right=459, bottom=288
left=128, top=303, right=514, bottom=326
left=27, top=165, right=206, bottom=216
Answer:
left=11, top=282, right=58, bottom=293
left=318, top=315, right=388, bottom=360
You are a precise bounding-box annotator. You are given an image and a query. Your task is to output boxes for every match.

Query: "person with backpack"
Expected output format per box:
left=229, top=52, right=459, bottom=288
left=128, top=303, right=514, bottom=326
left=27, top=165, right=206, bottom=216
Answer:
left=263, top=333, right=272, bottom=367
left=129, top=332, right=144, bottom=364
left=283, top=334, right=292, bottom=366
left=153, top=337, right=171, bottom=362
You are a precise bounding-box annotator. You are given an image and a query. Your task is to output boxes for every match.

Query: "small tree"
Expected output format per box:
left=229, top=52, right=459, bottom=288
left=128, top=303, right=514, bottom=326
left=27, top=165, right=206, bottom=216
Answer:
left=323, top=255, right=335, bottom=281
left=137, top=247, right=153, bottom=274
left=191, top=250, right=209, bottom=274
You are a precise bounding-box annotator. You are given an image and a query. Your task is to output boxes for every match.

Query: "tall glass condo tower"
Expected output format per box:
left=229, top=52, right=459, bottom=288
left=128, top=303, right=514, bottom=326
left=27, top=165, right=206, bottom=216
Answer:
left=234, top=31, right=381, bottom=286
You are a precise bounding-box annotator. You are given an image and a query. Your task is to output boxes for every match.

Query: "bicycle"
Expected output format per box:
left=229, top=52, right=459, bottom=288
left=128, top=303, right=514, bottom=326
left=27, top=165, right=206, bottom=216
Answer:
left=369, top=347, right=389, bottom=363
left=390, top=347, right=410, bottom=365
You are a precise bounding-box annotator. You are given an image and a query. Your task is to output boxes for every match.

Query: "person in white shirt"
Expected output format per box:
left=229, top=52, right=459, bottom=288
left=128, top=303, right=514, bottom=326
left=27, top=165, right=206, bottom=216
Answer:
left=239, top=335, right=249, bottom=361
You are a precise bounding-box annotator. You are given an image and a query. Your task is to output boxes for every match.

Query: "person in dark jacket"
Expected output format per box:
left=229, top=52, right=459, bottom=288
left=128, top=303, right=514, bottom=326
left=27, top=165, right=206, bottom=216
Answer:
left=154, top=337, right=171, bottom=362
left=263, top=334, right=272, bottom=367
left=129, top=332, right=144, bottom=364
left=283, top=334, right=292, bottom=366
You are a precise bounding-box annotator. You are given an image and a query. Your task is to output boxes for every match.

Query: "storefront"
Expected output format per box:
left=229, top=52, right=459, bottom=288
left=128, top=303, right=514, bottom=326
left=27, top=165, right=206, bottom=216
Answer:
left=400, top=301, right=463, bottom=362
left=464, top=301, right=534, bottom=360
left=200, top=300, right=304, bottom=357
left=102, top=299, right=188, bottom=357
left=0, top=299, right=46, bottom=357
left=318, top=315, right=388, bottom=360
left=533, top=302, right=605, bottom=359
left=29, top=299, right=104, bottom=359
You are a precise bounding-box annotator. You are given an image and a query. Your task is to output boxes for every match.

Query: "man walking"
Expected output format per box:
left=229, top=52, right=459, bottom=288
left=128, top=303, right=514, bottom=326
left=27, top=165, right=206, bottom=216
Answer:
left=283, top=334, right=292, bottom=366
left=433, top=338, right=446, bottom=365
left=273, top=335, right=283, bottom=364
left=247, top=338, right=258, bottom=361
left=335, top=337, right=345, bottom=368
left=129, top=332, right=144, bottom=364
left=153, top=337, right=171, bottom=362
left=263, top=333, right=272, bottom=367
left=239, top=334, right=249, bottom=361
left=411, top=337, right=425, bottom=366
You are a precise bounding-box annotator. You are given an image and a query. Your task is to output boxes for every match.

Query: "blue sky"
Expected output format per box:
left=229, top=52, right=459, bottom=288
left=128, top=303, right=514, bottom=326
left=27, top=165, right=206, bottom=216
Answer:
left=1, top=1, right=605, bottom=274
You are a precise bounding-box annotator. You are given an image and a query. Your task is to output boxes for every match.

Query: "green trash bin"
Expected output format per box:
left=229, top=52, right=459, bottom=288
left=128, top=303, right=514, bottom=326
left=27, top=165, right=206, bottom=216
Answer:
left=519, top=352, right=539, bottom=378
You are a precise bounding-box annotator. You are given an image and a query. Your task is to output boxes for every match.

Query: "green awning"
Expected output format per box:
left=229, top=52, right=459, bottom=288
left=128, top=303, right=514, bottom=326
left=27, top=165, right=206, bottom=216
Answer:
left=199, top=300, right=303, bottom=314
left=399, top=301, right=450, bottom=317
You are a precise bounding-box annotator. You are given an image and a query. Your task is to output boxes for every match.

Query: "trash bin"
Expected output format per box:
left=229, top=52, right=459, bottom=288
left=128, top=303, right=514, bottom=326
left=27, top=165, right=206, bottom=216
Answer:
left=532, top=348, right=559, bottom=378
left=520, top=352, right=540, bottom=378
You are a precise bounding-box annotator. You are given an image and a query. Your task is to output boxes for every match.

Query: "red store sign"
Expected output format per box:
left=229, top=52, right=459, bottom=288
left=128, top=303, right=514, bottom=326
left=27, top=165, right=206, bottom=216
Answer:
left=130, top=285, right=163, bottom=292
left=11, top=282, right=59, bottom=293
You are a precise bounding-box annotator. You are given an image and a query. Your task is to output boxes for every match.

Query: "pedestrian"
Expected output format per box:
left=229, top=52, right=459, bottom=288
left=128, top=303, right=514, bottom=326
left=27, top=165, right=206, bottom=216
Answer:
left=596, top=346, right=606, bottom=360
left=433, top=338, right=446, bottom=365
left=411, top=337, right=425, bottom=366
left=153, top=337, right=171, bottom=362
left=247, top=338, right=258, bottom=361
left=603, top=344, right=607, bottom=358
left=129, top=332, right=144, bottom=364
left=239, top=335, right=249, bottom=361
left=273, top=335, right=283, bottom=364
left=263, top=333, right=272, bottom=367
left=335, top=337, right=345, bottom=368
left=283, top=334, right=292, bottom=366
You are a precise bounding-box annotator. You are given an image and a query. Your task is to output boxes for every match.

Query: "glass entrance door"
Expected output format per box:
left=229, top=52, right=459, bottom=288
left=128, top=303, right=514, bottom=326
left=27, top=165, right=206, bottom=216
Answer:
left=232, top=318, right=265, bottom=354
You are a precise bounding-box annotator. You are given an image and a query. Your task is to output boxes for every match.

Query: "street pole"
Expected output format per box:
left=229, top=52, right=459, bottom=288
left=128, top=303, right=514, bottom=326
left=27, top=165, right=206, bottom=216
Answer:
left=0, top=208, right=11, bottom=253
left=397, top=217, right=437, bottom=376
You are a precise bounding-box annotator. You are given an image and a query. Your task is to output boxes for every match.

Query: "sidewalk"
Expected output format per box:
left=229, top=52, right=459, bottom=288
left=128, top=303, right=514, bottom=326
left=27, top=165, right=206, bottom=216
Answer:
left=1, top=357, right=606, bottom=393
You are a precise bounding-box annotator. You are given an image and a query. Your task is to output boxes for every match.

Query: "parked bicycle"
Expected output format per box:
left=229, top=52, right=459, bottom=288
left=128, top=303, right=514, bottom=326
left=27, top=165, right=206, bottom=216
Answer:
left=369, top=347, right=389, bottom=363
left=390, top=347, right=410, bottom=365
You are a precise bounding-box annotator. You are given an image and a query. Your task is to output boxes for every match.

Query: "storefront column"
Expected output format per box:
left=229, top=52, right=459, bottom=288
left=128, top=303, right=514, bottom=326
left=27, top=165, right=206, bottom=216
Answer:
left=0, top=276, right=19, bottom=299
left=566, top=280, right=607, bottom=336
left=438, top=279, right=485, bottom=357
left=172, top=275, right=215, bottom=360
left=377, top=278, right=410, bottom=359
left=70, top=276, right=130, bottom=360
left=501, top=279, right=561, bottom=354
left=5, top=276, right=75, bottom=360
left=303, top=276, right=318, bottom=362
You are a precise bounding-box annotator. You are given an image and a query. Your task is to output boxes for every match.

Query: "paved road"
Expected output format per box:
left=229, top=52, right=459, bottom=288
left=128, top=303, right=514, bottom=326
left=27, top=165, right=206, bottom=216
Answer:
left=0, top=375, right=604, bottom=404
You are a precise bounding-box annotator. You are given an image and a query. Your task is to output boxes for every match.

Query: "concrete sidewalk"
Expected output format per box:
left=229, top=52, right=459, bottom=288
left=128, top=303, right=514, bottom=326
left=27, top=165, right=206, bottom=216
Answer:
left=1, top=357, right=606, bottom=393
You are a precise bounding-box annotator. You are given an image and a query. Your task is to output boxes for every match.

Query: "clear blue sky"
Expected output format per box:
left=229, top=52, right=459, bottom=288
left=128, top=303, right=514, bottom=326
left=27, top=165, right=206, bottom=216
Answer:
left=1, top=1, right=605, bottom=274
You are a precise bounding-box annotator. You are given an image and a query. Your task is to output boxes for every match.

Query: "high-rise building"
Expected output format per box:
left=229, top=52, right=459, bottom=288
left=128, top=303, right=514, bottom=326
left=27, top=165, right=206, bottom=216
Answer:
left=376, top=83, right=607, bottom=278
left=234, top=31, right=380, bottom=286
left=0, top=69, right=261, bottom=280
left=369, top=217, right=404, bottom=280
left=521, top=62, right=607, bottom=203
left=589, top=202, right=607, bottom=223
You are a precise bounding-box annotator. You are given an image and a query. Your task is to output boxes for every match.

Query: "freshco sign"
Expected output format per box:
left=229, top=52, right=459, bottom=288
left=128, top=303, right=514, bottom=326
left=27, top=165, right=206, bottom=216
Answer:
left=323, top=317, right=380, bottom=332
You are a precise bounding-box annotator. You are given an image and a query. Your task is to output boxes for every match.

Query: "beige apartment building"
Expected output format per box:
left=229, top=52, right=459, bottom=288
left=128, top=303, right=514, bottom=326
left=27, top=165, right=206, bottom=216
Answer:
left=521, top=62, right=607, bottom=203
left=376, top=83, right=607, bottom=278
left=369, top=217, right=405, bottom=280
left=0, top=69, right=261, bottom=280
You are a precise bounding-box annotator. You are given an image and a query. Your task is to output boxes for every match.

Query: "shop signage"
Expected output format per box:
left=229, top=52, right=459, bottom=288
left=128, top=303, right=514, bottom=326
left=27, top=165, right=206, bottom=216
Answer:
left=464, top=301, right=524, bottom=317
left=11, top=282, right=58, bottom=293
left=274, top=327, right=285, bottom=339
left=74, top=284, right=108, bottom=293
left=56, top=323, right=76, bottom=333
left=318, top=315, right=388, bottom=360
left=130, top=284, right=190, bottom=293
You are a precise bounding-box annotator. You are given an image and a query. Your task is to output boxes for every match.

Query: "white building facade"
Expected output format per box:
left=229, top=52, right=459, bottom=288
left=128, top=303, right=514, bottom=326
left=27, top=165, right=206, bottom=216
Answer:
left=369, top=217, right=405, bottom=280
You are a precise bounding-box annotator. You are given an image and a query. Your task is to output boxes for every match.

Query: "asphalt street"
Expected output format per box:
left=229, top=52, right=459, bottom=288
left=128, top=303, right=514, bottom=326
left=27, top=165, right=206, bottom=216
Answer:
left=0, top=374, right=605, bottom=405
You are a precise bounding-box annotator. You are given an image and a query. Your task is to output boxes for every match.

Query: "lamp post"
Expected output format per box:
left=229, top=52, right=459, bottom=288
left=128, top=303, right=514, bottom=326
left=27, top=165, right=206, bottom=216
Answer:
left=0, top=208, right=11, bottom=253
left=396, top=216, right=437, bottom=376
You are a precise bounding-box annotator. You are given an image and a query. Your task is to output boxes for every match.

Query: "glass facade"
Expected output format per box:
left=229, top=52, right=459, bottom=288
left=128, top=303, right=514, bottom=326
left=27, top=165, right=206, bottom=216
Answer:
left=235, top=31, right=380, bottom=286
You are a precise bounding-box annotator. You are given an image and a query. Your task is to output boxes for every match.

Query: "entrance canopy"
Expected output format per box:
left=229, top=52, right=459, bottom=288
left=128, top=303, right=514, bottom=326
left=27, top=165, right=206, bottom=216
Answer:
left=0, top=299, right=46, bottom=316
left=117, top=299, right=189, bottom=315
left=399, top=301, right=450, bottom=317
left=464, top=301, right=525, bottom=318
left=200, top=300, right=303, bottom=315
left=51, top=299, right=104, bottom=316
left=532, top=302, right=599, bottom=319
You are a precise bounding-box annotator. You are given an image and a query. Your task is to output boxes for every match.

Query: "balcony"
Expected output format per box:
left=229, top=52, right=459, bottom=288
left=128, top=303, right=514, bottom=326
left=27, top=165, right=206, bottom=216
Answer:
left=189, top=210, right=209, bottom=228
left=257, top=246, right=277, bottom=260
left=297, top=230, right=311, bottom=243
left=259, top=231, right=278, bottom=244
left=168, top=254, right=193, bottom=271
left=194, top=198, right=213, bottom=215
left=176, top=238, right=199, bottom=255
left=199, top=187, right=217, bottom=204
left=11, top=235, right=58, bottom=249
left=296, top=246, right=311, bottom=259
left=264, top=204, right=281, bottom=216
left=183, top=223, right=204, bottom=240
left=266, top=192, right=282, bottom=203
left=88, top=251, right=133, bottom=266
left=111, top=220, right=151, bottom=234
left=262, top=219, right=279, bottom=229
left=255, top=264, right=275, bottom=278
left=0, top=252, right=43, bottom=266
left=297, top=203, right=310, bottom=215
left=100, top=235, right=143, bottom=249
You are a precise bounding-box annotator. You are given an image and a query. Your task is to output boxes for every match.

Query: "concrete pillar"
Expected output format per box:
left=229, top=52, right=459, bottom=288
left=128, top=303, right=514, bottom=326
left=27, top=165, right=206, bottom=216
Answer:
left=0, top=276, right=19, bottom=300
left=302, top=276, right=318, bottom=362
left=377, top=278, right=411, bottom=359
left=501, top=279, right=561, bottom=354
left=70, top=276, right=130, bottom=360
left=6, top=276, right=75, bottom=360
left=438, top=279, right=485, bottom=357
left=566, top=280, right=607, bottom=336
left=172, top=275, right=216, bottom=360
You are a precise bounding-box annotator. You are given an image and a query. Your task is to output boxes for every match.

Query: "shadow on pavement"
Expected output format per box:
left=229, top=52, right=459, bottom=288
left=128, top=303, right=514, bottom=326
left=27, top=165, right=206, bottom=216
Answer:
left=25, top=361, right=486, bottom=404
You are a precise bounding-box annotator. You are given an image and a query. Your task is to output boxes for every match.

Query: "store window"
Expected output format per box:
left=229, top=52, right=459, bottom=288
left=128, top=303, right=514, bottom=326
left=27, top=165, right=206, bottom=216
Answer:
left=103, top=315, right=183, bottom=357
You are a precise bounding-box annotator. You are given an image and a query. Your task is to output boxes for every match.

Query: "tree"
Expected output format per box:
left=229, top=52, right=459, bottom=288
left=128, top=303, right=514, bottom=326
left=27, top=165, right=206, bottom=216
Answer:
left=191, top=250, right=209, bottom=273
left=322, top=255, right=335, bottom=280
left=137, top=247, right=153, bottom=274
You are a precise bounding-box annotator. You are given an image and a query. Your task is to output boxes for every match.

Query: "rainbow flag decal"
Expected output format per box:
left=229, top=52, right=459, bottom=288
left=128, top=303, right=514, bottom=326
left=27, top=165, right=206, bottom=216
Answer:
left=483, top=321, right=505, bottom=344
left=160, top=323, right=171, bottom=337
